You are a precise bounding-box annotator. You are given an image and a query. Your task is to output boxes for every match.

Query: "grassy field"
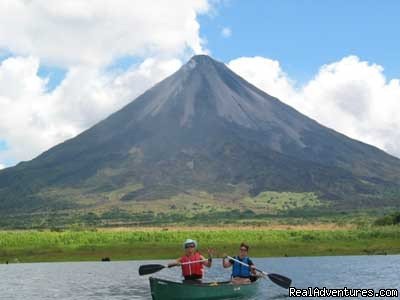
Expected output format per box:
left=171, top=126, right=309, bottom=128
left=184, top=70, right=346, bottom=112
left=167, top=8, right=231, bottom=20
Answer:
left=0, top=225, right=399, bottom=263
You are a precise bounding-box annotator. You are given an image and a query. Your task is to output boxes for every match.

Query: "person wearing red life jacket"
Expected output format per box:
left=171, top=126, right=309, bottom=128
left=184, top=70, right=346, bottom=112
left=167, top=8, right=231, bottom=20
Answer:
left=168, top=239, right=212, bottom=283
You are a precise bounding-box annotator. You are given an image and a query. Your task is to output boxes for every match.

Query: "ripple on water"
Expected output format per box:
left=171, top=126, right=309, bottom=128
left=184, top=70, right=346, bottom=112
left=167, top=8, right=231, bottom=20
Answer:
left=0, top=255, right=399, bottom=299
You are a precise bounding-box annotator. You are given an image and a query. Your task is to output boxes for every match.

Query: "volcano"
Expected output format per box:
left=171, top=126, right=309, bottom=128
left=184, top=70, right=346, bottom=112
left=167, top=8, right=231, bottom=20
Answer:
left=1, top=55, right=399, bottom=216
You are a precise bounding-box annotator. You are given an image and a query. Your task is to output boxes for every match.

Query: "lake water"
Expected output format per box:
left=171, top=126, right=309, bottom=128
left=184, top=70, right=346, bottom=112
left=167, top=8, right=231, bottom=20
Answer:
left=0, top=255, right=399, bottom=299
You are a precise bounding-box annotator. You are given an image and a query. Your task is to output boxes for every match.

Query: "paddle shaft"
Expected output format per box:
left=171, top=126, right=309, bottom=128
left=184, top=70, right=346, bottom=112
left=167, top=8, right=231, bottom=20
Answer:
left=168, top=259, right=209, bottom=267
left=139, top=259, right=209, bottom=276
left=180, top=259, right=209, bottom=266
left=226, top=256, right=264, bottom=275
left=226, top=255, right=292, bottom=289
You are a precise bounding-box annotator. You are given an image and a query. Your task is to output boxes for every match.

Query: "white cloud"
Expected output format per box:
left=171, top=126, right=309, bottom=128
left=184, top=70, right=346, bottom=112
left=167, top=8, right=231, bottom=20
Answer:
left=0, top=0, right=209, bottom=67
left=228, top=56, right=296, bottom=103
left=0, top=1, right=209, bottom=165
left=221, top=27, right=232, bottom=38
left=228, top=55, right=400, bottom=158
left=2, top=0, right=399, bottom=166
left=0, top=56, right=182, bottom=164
left=50, top=57, right=183, bottom=131
left=0, top=56, right=51, bottom=162
left=0, top=163, right=4, bottom=170
left=300, top=56, right=400, bottom=156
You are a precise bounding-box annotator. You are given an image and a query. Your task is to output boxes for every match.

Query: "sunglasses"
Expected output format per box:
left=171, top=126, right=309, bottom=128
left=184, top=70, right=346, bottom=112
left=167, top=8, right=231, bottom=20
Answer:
left=185, top=244, right=195, bottom=249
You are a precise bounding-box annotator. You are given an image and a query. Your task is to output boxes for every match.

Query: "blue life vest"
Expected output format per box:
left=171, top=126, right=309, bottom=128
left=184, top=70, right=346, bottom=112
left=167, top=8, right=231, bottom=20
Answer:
left=231, top=256, right=251, bottom=278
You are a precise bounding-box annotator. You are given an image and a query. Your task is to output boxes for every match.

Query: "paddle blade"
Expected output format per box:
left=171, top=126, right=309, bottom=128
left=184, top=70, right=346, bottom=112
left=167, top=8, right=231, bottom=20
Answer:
left=138, top=264, right=166, bottom=276
left=267, top=273, right=292, bottom=289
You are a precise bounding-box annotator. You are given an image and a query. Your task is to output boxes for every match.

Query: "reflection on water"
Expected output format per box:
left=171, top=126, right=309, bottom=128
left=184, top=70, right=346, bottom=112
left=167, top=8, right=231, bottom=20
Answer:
left=0, top=255, right=399, bottom=299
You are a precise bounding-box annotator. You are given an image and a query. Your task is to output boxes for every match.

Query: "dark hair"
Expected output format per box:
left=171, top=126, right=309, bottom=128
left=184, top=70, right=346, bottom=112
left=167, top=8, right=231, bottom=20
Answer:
left=240, top=242, right=249, bottom=250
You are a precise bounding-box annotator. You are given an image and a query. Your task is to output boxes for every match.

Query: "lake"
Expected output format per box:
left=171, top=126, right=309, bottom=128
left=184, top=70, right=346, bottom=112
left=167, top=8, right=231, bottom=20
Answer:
left=0, top=255, right=399, bottom=299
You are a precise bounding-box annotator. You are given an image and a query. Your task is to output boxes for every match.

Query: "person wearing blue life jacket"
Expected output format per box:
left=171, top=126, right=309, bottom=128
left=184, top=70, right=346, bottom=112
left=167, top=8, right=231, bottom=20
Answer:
left=222, top=242, right=258, bottom=284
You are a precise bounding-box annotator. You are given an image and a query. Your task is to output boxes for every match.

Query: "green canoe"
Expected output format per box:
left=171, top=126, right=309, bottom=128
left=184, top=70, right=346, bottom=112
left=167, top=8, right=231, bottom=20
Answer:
left=149, top=277, right=259, bottom=300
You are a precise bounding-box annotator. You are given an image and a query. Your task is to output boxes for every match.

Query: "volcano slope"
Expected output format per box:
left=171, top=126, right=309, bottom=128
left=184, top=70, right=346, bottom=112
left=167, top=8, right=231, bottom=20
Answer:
left=0, top=55, right=399, bottom=224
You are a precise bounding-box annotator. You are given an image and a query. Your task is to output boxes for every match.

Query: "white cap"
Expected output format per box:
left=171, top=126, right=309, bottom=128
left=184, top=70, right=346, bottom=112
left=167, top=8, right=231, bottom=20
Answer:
left=183, top=239, right=197, bottom=249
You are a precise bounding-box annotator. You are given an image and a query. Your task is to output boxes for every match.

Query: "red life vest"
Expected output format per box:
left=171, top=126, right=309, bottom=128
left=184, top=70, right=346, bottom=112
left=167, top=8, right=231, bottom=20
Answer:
left=181, top=252, right=204, bottom=278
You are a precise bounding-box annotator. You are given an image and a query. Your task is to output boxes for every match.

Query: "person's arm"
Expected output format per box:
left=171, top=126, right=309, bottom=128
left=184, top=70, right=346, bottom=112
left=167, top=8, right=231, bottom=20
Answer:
left=202, top=248, right=214, bottom=268
left=199, top=255, right=210, bottom=267
left=167, top=258, right=181, bottom=268
left=248, top=258, right=257, bottom=275
left=201, top=251, right=212, bottom=268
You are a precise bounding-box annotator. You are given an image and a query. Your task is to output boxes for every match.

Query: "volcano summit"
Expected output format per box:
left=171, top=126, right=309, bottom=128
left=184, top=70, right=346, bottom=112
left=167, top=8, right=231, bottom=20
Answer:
left=0, top=55, right=399, bottom=221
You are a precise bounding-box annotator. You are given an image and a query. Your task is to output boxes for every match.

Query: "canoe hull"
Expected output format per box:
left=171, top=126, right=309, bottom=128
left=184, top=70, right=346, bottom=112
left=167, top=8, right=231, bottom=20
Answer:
left=150, top=277, right=259, bottom=300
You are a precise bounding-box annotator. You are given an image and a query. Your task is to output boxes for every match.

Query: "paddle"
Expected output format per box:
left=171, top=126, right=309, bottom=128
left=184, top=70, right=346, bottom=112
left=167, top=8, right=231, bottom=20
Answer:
left=139, top=259, right=208, bottom=276
left=226, top=256, right=292, bottom=289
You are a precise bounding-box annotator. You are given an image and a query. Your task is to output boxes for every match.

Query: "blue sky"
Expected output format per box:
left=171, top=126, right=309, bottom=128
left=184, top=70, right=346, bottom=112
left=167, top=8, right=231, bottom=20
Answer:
left=0, top=140, right=13, bottom=167
left=1, top=0, right=400, bottom=168
left=200, top=0, right=400, bottom=83
left=29, top=1, right=400, bottom=91
left=0, top=140, right=7, bottom=151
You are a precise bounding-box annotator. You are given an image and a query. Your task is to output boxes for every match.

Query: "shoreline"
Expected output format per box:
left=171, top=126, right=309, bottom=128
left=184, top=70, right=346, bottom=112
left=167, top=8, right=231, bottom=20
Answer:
left=1, top=226, right=399, bottom=263
left=2, top=253, right=399, bottom=265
